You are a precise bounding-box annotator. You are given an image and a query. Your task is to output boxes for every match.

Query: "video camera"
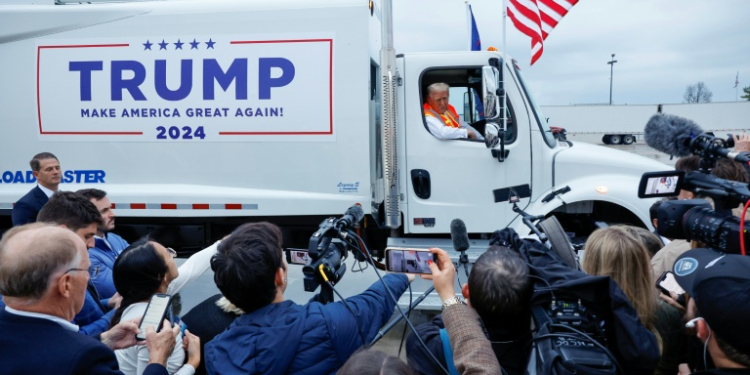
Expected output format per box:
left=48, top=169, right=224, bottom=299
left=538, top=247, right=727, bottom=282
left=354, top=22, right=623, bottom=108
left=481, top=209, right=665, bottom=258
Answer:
left=640, top=114, right=750, bottom=253
left=292, top=205, right=367, bottom=303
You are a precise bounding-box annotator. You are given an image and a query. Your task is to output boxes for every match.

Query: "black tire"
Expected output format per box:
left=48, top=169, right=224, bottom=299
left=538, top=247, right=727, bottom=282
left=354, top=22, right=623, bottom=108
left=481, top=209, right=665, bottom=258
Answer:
left=539, top=216, right=579, bottom=270
left=623, top=135, right=635, bottom=145
left=602, top=135, right=611, bottom=144
left=609, top=134, right=622, bottom=145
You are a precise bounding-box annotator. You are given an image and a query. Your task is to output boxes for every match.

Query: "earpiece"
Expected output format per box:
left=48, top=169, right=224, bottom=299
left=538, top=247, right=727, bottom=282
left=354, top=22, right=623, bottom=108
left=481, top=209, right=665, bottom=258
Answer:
left=685, top=317, right=704, bottom=328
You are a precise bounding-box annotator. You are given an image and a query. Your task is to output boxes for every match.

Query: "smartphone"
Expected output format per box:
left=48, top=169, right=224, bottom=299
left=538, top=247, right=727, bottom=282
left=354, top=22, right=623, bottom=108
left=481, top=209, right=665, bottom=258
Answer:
left=136, top=293, right=172, bottom=341
left=656, top=271, right=685, bottom=296
left=638, top=171, right=685, bottom=198
left=285, top=248, right=312, bottom=265
left=384, top=247, right=437, bottom=274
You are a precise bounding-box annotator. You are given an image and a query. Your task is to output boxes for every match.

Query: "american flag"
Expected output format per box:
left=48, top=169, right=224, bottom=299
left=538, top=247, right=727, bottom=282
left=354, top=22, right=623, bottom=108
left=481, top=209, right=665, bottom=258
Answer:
left=507, top=0, right=579, bottom=65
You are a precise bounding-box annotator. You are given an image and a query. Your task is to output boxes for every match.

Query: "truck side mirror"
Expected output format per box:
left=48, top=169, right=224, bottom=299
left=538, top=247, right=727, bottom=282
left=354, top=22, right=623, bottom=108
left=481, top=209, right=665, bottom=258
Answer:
left=484, top=122, right=510, bottom=161
left=481, top=66, right=502, bottom=122
left=485, top=122, right=500, bottom=149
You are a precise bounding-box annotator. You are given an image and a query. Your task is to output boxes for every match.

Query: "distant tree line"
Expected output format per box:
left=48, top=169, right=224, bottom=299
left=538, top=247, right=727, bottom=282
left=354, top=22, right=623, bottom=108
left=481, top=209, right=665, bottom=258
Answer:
left=683, top=82, right=713, bottom=103
left=682, top=81, right=750, bottom=102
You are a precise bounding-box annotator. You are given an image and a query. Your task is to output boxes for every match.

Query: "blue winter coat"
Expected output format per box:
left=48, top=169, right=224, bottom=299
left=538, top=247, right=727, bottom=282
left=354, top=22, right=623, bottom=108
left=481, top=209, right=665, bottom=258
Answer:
left=205, top=273, right=409, bottom=375
left=90, top=232, right=130, bottom=299
left=75, top=281, right=114, bottom=337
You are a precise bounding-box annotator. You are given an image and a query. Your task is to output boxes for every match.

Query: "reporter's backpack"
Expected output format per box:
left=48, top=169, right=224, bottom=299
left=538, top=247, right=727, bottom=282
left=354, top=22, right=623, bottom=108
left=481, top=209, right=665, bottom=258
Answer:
left=490, top=229, right=660, bottom=375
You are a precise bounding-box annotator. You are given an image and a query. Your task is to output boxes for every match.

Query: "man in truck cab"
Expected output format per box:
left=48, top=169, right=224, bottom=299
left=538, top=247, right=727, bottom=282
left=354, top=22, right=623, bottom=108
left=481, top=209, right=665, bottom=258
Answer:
left=423, top=83, right=482, bottom=141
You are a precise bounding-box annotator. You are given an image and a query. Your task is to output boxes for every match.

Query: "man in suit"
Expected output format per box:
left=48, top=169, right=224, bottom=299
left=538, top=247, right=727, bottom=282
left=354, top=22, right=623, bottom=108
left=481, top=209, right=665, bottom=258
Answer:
left=406, top=246, right=532, bottom=375
left=11, top=152, right=61, bottom=226
left=0, top=223, right=177, bottom=375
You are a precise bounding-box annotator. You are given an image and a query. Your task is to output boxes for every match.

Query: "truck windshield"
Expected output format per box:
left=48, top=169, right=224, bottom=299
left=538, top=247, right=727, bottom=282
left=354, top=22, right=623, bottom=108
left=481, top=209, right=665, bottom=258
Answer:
left=512, top=61, right=557, bottom=147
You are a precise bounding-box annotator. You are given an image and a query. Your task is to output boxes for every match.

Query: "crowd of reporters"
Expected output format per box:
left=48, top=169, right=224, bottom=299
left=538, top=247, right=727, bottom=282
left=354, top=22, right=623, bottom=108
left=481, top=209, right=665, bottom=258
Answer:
left=2, top=146, right=750, bottom=375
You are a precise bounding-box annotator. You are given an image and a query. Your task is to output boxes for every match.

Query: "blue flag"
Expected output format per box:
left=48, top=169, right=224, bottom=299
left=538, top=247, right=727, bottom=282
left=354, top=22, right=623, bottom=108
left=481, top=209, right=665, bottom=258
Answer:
left=470, top=5, right=481, bottom=51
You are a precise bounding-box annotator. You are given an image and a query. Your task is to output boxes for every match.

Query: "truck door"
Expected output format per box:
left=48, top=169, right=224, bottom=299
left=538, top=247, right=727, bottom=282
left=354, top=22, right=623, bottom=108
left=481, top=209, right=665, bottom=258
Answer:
left=402, top=56, right=534, bottom=234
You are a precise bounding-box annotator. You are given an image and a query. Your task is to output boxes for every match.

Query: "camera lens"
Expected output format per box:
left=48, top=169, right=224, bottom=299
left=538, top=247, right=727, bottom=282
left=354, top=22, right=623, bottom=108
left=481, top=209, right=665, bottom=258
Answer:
left=683, top=207, right=748, bottom=254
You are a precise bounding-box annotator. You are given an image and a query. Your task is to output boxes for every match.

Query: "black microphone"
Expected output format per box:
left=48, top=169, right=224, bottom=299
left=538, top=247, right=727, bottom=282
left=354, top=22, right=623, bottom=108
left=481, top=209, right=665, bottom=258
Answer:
left=450, top=219, right=470, bottom=252
left=334, top=205, right=364, bottom=229
left=644, top=113, right=703, bottom=157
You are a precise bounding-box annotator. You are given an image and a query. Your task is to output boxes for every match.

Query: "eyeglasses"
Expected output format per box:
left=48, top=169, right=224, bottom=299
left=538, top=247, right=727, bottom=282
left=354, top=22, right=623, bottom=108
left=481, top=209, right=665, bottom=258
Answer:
left=166, top=247, right=177, bottom=258
left=65, top=266, right=100, bottom=279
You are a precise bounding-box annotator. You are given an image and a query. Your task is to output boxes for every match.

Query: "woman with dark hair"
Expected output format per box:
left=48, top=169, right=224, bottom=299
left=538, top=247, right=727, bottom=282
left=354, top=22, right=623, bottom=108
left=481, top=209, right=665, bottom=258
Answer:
left=112, top=237, right=221, bottom=375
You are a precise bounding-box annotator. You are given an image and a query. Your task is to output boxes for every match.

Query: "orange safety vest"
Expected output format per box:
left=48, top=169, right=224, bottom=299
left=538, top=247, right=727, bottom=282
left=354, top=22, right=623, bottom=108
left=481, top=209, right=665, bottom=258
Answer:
left=423, top=103, right=461, bottom=128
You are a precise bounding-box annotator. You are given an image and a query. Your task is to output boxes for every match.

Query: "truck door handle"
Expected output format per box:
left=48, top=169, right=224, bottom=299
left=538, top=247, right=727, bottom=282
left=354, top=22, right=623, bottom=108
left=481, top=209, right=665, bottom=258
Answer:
left=411, top=169, right=431, bottom=199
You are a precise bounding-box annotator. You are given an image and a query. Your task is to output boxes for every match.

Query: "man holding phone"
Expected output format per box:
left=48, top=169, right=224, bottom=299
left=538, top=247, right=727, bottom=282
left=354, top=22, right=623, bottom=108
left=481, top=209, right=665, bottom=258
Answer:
left=406, top=245, right=533, bottom=375
left=0, top=224, right=178, bottom=375
left=205, top=222, right=414, bottom=375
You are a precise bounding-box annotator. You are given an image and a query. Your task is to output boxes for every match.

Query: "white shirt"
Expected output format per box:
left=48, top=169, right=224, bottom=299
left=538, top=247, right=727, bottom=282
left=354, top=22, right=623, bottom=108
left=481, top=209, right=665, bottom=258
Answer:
left=114, top=240, right=219, bottom=375
left=37, top=184, right=56, bottom=198
left=115, top=302, right=194, bottom=375
left=167, top=240, right=219, bottom=295
left=4, top=306, right=79, bottom=332
left=425, top=114, right=469, bottom=139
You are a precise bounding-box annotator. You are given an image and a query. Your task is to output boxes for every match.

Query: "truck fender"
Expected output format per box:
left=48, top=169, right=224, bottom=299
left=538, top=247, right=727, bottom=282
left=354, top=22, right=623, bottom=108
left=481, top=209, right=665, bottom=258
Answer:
left=510, top=174, right=659, bottom=234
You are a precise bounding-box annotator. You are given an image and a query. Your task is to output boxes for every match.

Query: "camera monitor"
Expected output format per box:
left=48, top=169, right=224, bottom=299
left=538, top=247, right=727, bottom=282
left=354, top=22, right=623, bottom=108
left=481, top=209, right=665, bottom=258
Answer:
left=285, top=248, right=312, bottom=265
left=638, top=171, right=685, bottom=198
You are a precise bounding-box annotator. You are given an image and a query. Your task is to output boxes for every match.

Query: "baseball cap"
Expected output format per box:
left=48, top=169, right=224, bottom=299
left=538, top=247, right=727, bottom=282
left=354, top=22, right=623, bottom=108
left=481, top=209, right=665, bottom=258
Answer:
left=673, top=248, right=750, bottom=355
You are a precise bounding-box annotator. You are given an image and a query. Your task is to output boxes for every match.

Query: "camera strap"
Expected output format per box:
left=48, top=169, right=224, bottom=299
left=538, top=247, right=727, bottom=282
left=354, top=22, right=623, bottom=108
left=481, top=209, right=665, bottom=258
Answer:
left=438, top=328, right=460, bottom=375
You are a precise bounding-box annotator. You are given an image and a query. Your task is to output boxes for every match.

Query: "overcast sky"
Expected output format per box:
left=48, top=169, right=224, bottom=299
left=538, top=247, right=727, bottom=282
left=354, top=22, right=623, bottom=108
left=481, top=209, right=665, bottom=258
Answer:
left=392, top=0, right=748, bottom=106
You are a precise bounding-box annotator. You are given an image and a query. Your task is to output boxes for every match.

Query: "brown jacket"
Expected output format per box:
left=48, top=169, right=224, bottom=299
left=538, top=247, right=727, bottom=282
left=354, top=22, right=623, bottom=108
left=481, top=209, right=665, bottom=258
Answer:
left=442, top=304, right=502, bottom=375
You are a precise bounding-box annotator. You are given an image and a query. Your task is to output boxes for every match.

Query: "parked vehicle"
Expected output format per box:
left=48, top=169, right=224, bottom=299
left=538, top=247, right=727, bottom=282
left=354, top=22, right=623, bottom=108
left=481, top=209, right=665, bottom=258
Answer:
left=542, top=102, right=750, bottom=145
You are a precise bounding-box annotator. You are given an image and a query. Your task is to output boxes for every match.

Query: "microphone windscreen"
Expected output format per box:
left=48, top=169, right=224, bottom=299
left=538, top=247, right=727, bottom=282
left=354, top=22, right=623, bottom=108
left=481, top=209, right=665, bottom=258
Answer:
left=450, top=219, right=470, bottom=252
left=346, top=205, right=365, bottom=223
left=644, top=113, right=702, bottom=157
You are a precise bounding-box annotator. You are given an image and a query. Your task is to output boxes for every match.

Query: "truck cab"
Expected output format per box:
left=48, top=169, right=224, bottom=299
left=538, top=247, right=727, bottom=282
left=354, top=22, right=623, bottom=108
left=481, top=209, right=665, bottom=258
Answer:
left=395, top=53, right=537, bottom=234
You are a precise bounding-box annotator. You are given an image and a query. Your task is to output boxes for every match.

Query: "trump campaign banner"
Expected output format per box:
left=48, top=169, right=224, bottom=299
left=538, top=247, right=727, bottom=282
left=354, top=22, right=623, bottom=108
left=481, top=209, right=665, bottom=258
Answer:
left=36, top=33, right=334, bottom=142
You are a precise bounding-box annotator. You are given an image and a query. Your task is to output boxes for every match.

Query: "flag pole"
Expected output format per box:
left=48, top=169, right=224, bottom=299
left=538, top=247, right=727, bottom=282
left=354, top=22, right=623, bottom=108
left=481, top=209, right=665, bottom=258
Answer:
left=737, top=72, right=740, bottom=101
left=502, top=0, right=508, bottom=133
left=466, top=1, right=471, bottom=51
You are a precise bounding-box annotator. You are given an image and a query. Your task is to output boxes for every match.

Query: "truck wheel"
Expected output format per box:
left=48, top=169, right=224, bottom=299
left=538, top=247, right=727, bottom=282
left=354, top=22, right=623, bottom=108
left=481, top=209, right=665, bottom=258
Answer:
left=623, top=135, right=635, bottom=145
left=539, top=216, right=579, bottom=270
left=602, top=135, right=611, bottom=144
left=609, top=135, right=622, bottom=145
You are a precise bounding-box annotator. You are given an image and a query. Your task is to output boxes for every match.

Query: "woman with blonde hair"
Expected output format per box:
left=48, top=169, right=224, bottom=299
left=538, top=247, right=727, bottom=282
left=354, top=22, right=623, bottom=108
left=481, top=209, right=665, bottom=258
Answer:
left=581, top=227, right=661, bottom=342
left=582, top=226, right=688, bottom=375
left=582, top=226, right=660, bottom=343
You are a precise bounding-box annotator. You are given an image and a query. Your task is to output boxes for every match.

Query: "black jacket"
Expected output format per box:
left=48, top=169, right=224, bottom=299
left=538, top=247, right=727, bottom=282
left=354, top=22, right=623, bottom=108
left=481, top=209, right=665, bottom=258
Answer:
left=490, top=228, right=661, bottom=375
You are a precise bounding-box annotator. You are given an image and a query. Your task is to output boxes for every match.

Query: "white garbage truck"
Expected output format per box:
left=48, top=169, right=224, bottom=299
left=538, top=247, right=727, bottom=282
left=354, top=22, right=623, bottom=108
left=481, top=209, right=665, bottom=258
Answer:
left=0, top=0, right=665, bottom=254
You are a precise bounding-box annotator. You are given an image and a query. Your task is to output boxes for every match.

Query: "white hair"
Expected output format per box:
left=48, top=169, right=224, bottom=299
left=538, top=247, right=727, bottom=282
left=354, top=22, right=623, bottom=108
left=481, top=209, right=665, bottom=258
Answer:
left=427, top=82, right=450, bottom=95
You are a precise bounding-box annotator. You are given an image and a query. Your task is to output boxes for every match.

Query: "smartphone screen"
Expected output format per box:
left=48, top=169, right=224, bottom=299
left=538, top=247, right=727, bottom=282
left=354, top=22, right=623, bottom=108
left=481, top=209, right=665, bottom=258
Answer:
left=385, top=247, right=436, bottom=274
left=657, top=271, right=685, bottom=296
left=137, top=294, right=172, bottom=340
left=286, top=248, right=311, bottom=265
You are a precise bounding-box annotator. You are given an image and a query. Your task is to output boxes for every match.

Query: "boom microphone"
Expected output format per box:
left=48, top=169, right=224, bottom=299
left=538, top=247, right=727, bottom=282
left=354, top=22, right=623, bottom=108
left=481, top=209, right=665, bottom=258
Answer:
left=644, top=113, right=750, bottom=163
left=450, top=219, right=470, bottom=252
left=644, top=113, right=703, bottom=157
left=334, top=205, right=365, bottom=229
